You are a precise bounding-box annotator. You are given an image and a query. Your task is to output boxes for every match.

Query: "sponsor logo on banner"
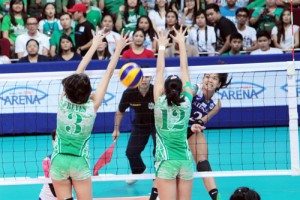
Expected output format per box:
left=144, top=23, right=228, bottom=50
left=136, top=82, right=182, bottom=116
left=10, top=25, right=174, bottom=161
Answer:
left=280, top=79, right=300, bottom=97
left=0, top=86, right=48, bottom=105
left=218, top=82, right=265, bottom=100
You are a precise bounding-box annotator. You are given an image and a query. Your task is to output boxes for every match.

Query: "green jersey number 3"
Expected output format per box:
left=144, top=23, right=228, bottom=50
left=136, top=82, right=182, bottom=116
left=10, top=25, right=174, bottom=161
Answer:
left=66, top=113, right=82, bottom=134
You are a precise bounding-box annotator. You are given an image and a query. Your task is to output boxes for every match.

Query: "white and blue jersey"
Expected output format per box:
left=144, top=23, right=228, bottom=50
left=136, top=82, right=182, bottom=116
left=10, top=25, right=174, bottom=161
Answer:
left=189, top=84, right=219, bottom=126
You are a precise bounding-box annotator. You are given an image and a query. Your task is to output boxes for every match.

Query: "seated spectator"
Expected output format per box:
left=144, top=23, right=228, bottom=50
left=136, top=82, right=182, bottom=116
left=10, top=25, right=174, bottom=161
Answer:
left=130, top=16, right=157, bottom=53
left=221, top=32, right=243, bottom=56
left=272, top=8, right=300, bottom=51
left=220, top=0, right=239, bottom=25
left=236, top=7, right=258, bottom=52
left=251, top=31, right=283, bottom=55
left=115, top=0, right=147, bottom=34
left=186, top=10, right=216, bottom=56
left=68, top=3, right=94, bottom=56
left=50, top=13, right=75, bottom=57
left=18, top=39, right=50, bottom=63
left=206, top=3, right=237, bottom=55
left=0, top=45, right=11, bottom=64
left=122, top=29, right=155, bottom=59
left=39, top=3, right=61, bottom=39
left=81, top=0, right=102, bottom=28
left=179, top=0, right=198, bottom=28
left=92, top=37, right=111, bottom=60
left=165, top=10, right=180, bottom=33
left=230, top=187, right=261, bottom=200
left=148, top=0, right=168, bottom=32
left=1, top=0, right=27, bottom=54
left=15, top=16, right=50, bottom=59
left=99, top=14, right=121, bottom=56
left=52, top=34, right=82, bottom=61
left=250, top=0, right=283, bottom=34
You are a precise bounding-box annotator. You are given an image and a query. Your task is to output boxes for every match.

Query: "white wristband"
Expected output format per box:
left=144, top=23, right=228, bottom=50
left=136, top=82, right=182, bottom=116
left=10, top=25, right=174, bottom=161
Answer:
left=159, top=46, right=166, bottom=51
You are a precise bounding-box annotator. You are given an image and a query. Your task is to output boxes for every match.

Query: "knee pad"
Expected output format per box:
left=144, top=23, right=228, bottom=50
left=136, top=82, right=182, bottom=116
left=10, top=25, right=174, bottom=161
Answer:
left=197, top=160, right=212, bottom=172
left=64, top=198, right=73, bottom=200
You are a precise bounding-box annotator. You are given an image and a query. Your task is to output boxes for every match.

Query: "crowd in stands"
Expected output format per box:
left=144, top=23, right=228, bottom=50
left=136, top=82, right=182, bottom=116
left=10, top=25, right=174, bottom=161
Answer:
left=0, top=0, right=300, bottom=64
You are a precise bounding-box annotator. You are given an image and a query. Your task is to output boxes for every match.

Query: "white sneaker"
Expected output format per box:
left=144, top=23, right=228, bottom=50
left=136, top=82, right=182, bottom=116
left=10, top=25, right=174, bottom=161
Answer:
left=125, top=168, right=146, bottom=185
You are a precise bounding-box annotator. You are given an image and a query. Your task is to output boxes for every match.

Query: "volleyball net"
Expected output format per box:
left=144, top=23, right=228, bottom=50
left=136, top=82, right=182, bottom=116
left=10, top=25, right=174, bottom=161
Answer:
left=0, top=55, right=299, bottom=185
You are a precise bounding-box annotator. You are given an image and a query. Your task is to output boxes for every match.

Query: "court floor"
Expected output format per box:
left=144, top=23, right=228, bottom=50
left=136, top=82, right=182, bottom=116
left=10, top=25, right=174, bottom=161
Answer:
left=1, top=127, right=300, bottom=199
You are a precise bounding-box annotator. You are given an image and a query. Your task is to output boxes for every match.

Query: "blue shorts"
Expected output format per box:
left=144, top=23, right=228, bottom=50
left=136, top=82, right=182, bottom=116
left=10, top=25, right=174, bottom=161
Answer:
left=155, top=160, right=194, bottom=180
left=50, top=153, right=90, bottom=181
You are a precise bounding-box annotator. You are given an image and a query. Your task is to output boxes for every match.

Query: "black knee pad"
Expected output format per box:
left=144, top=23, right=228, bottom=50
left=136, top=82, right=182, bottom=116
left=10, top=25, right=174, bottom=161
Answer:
left=197, top=160, right=212, bottom=172
left=64, top=197, right=73, bottom=200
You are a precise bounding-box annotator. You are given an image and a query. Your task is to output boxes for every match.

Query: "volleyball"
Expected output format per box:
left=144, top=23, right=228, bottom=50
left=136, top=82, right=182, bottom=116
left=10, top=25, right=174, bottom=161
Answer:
left=119, top=62, right=143, bottom=88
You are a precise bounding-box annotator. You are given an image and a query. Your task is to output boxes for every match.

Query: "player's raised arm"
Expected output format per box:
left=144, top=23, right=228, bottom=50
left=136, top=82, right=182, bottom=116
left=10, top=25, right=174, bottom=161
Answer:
left=170, top=26, right=193, bottom=96
left=93, top=29, right=130, bottom=111
left=153, top=31, right=169, bottom=102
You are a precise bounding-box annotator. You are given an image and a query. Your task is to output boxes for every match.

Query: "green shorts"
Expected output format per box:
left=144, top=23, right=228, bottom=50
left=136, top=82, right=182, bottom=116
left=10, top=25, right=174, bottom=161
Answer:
left=50, top=154, right=91, bottom=181
left=155, top=160, right=194, bottom=180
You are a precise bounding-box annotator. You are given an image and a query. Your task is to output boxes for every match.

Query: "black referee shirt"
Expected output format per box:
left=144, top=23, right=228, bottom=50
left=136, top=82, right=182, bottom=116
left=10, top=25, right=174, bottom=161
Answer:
left=118, top=84, right=154, bottom=128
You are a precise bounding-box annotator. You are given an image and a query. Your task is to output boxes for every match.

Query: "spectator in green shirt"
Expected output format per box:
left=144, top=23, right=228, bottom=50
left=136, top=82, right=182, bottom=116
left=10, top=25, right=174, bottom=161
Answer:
left=50, top=12, right=75, bottom=57
left=81, top=0, right=102, bottom=28
left=1, top=0, right=27, bottom=54
left=115, top=0, right=146, bottom=34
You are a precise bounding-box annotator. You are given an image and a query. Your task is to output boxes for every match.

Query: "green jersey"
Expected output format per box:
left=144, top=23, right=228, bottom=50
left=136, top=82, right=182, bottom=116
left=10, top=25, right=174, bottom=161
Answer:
left=154, top=93, right=192, bottom=161
left=53, top=96, right=96, bottom=164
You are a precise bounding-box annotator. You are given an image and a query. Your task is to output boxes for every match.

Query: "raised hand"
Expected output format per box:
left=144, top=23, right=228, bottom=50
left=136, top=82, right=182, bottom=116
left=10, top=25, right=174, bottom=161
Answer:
left=91, top=26, right=109, bottom=48
left=114, top=29, right=131, bottom=51
left=154, top=30, right=170, bottom=47
left=170, top=25, right=187, bottom=44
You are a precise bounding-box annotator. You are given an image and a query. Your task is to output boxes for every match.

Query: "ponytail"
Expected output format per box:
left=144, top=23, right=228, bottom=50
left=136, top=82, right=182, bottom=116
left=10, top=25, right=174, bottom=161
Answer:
left=166, top=88, right=184, bottom=106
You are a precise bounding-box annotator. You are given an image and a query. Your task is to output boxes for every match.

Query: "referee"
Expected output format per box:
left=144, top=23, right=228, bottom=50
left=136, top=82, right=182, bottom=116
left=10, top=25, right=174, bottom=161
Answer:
left=112, top=68, right=156, bottom=185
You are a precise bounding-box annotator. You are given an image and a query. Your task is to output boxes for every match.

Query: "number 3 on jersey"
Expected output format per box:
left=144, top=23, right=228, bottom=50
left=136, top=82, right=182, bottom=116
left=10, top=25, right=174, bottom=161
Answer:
left=66, top=113, right=82, bottom=134
left=161, top=109, right=186, bottom=131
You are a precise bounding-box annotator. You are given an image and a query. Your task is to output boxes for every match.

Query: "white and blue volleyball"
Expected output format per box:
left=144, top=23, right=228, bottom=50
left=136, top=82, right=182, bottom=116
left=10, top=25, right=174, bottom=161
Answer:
left=119, top=62, right=143, bottom=88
